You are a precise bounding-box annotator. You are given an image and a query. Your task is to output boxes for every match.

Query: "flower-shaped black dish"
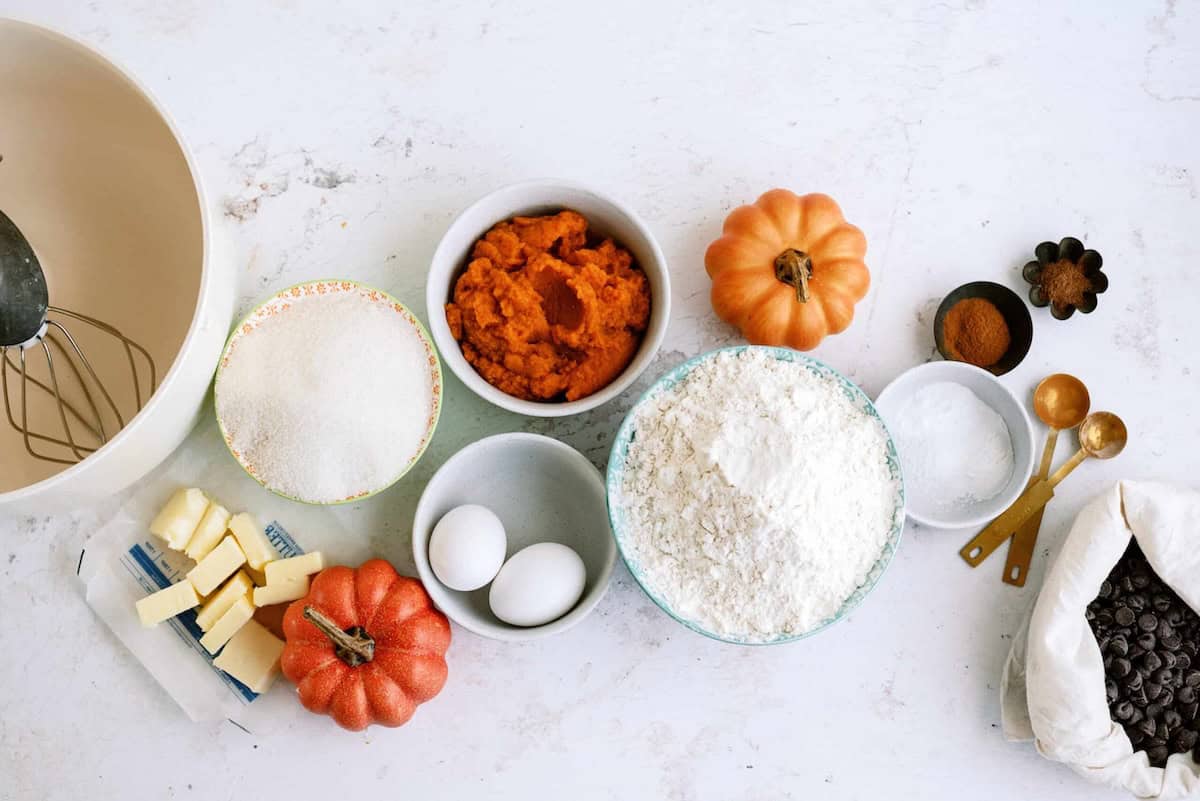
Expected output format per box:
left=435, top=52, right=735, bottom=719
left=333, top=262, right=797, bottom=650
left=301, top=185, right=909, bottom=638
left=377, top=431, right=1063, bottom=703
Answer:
left=1022, top=237, right=1107, bottom=320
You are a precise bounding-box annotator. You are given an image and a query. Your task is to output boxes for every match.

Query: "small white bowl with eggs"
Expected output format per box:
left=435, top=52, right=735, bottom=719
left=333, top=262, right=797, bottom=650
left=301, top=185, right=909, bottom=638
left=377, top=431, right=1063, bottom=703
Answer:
left=412, top=433, right=615, bottom=641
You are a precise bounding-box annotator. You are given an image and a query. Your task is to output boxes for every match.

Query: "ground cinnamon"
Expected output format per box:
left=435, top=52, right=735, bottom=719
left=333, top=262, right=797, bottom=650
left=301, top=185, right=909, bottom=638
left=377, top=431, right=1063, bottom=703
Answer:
left=1040, top=259, right=1092, bottom=307
left=943, top=298, right=1011, bottom=368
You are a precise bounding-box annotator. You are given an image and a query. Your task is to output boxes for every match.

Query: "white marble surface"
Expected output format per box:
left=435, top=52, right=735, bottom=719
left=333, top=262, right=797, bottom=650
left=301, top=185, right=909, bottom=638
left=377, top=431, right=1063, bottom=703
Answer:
left=2, top=1, right=1199, bottom=799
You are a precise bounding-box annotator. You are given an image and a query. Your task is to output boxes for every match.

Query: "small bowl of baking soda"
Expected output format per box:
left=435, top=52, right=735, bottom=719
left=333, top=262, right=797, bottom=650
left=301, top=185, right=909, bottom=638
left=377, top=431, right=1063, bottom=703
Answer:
left=215, top=280, right=443, bottom=505
left=873, top=360, right=1035, bottom=529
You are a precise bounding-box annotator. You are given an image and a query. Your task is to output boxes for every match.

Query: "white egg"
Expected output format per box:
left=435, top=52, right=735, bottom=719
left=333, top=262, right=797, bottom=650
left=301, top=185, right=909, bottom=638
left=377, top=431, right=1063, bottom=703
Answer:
left=489, top=542, right=586, bottom=627
left=428, top=504, right=507, bottom=591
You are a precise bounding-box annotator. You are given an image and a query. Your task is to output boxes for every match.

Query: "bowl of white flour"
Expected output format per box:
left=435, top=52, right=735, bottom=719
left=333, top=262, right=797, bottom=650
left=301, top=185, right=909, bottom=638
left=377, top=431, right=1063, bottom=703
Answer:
left=606, top=346, right=905, bottom=645
left=215, top=280, right=442, bottom=505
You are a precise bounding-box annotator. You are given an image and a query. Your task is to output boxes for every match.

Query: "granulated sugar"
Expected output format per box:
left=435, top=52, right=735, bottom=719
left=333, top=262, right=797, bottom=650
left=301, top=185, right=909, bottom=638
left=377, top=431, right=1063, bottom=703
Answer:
left=217, top=288, right=435, bottom=503
left=616, top=349, right=901, bottom=641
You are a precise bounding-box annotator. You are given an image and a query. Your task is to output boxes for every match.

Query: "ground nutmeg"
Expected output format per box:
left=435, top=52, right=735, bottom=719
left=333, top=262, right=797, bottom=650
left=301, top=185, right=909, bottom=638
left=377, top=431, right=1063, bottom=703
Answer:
left=943, top=297, right=1011, bottom=368
left=1041, top=259, right=1093, bottom=308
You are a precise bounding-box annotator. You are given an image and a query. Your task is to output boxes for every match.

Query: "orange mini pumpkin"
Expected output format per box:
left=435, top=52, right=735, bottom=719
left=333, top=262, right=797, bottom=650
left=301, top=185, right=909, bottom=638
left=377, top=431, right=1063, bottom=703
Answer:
left=281, top=559, right=450, bottom=731
left=705, top=190, right=869, bottom=351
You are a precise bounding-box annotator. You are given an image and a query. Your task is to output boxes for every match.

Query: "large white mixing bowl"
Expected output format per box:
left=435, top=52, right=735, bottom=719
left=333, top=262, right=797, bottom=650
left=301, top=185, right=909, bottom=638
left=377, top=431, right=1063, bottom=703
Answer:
left=0, top=20, right=234, bottom=515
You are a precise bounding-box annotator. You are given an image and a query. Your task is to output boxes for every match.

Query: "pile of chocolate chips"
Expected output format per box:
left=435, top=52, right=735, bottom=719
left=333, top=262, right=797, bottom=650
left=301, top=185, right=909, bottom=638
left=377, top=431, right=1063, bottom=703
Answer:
left=1087, top=540, right=1200, bottom=768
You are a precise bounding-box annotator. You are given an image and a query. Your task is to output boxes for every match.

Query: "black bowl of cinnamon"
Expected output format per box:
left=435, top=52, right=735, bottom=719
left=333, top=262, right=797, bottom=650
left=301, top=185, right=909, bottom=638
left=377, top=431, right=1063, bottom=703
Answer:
left=934, top=281, right=1033, bottom=376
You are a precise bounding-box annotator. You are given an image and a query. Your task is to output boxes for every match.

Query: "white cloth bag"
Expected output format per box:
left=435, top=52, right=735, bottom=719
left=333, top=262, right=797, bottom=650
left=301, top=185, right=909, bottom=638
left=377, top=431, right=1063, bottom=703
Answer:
left=1002, top=481, right=1200, bottom=800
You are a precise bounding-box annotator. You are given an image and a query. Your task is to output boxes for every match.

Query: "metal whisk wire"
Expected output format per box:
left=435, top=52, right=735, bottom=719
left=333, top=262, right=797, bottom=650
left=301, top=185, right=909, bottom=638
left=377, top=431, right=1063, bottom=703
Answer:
left=1, top=306, right=157, bottom=465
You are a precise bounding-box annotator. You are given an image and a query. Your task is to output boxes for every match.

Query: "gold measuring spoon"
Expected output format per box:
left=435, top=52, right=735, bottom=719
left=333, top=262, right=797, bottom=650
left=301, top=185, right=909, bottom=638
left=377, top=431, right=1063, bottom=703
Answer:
left=961, top=411, right=1126, bottom=567
left=1001, top=374, right=1090, bottom=586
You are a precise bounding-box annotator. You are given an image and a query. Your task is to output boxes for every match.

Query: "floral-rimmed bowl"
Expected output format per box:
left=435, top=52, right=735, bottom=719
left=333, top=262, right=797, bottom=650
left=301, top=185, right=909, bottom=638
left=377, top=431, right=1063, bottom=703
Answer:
left=1022, top=237, right=1108, bottom=320
left=215, top=279, right=443, bottom=505
left=605, top=345, right=906, bottom=646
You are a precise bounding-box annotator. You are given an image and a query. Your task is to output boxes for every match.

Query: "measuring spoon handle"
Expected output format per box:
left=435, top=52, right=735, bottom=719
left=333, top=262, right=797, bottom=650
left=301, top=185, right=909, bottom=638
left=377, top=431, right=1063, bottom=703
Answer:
left=960, top=480, right=1057, bottom=567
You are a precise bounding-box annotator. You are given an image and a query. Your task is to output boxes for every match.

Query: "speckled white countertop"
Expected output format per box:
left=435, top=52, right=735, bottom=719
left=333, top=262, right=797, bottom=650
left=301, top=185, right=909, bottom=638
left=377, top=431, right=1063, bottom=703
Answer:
left=2, top=2, right=1199, bottom=799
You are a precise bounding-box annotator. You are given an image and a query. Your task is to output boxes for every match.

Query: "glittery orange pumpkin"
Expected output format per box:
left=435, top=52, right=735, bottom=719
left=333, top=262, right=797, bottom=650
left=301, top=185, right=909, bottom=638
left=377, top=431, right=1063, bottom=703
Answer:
left=705, top=190, right=869, bottom=351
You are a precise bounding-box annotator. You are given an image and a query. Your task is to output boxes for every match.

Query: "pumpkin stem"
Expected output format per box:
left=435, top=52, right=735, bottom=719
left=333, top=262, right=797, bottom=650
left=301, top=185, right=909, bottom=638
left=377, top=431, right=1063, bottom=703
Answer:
left=774, top=248, right=813, bottom=303
left=303, top=606, right=375, bottom=667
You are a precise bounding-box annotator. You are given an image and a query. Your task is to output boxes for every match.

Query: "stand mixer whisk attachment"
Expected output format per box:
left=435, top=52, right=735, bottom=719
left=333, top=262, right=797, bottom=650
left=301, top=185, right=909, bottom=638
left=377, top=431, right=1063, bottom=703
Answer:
left=0, top=209, right=156, bottom=465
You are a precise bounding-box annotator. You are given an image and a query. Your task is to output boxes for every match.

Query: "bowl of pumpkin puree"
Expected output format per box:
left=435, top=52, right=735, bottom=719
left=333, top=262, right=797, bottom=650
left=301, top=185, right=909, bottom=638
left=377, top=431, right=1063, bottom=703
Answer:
left=427, top=181, right=670, bottom=416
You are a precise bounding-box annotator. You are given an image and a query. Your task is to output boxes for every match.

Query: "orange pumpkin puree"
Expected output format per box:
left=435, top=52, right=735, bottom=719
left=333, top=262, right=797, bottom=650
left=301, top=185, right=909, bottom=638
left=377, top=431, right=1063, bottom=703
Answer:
left=446, top=210, right=651, bottom=402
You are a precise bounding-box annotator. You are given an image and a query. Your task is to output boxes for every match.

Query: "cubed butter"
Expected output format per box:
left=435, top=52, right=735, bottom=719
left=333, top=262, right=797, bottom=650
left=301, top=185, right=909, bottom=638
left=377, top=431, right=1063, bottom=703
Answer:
left=135, top=581, right=201, bottom=627
left=213, top=620, right=285, bottom=694
left=195, top=571, right=254, bottom=631
left=149, top=488, right=210, bottom=551
left=229, top=513, right=278, bottom=570
left=264, top=551, right=325, bottom=585
left=187, top=536, right=247, bottom=596
left=253, top=576, right=310, bottom=607
left=246, top=566, right=268, bottom=587
left=199, top=594, right=255, bottom=654
left=185, top=502, right=232, bottom=561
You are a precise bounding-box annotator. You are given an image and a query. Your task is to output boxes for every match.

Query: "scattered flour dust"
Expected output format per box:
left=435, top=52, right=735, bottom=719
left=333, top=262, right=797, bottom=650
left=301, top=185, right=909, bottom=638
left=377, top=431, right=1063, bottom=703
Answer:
left=217, top=288, right=435, bottom=504
left=617, top=349, right=901, bottom=641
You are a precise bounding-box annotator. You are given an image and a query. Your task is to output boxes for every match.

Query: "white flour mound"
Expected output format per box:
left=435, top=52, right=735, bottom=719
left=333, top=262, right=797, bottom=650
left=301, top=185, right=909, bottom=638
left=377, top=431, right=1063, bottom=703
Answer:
left=217, top=290, right=434, bottom=503
left=617, top=349, right=900, bottom=641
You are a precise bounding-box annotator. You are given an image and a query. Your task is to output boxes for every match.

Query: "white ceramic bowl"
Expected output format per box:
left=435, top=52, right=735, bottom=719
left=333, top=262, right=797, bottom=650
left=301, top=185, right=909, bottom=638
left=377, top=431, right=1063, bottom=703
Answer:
left=0, top=20, right=234, bottom=514
left=873, top=361, right=1036, bottom=529
left=426, top=180, right=670, bottom=417
left=412, top=433, right=616, bottom=641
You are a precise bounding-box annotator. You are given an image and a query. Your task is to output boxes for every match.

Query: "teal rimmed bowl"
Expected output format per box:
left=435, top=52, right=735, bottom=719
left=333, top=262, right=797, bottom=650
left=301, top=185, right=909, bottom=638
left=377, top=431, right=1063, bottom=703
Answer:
left=605, top=345, right=905, bottom=645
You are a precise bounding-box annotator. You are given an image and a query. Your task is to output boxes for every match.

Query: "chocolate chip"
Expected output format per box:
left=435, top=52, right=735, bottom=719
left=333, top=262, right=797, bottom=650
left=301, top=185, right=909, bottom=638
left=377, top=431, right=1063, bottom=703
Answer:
left=1186, top=670, right=1200, bottom=688
left=1163, top=652, right=1178, bottom=670
left=1163, top=634, right=1183, bottom=651
left=1114, top=699, right=1135, bottom=721
left=1147, top=702, right=1164, bottom=720
left=1123, top=576, right=1136, bottom=593
left=1155, top=667, right=1175, bottom=686
left=1140, top=613, right=1159, bottom=632
left=1179, top=686, right=1196, bottom=705
left=1099, top=580, right=1114, bottom=599
left=1144, top=652, right=1164, bottom=673
left=1177, top=653, right=1192, bottom=671
left=1168, top=608, right=1184, bottom=626
left=1109, top=635, right=1130, bottom=656
left=1175, top=729, right=1198, bottom=752
left=1166, top=710, right=1184, bottom=730
left=1161, top=688, right=1176, bottom=707
left=1153, top=593, right=1172, bottom=612
left=1148, top=682, right=1164, bottom=701
left=1133, top=573, right=1152, bottom=589
left=1159, top=620, right=1176, bottom=639
left=1116, top=607, right=1136, bottom=627
left=1107, top=679, right=1120, bottom=704
left=1140, top=717, right=1159, bottom=737
left=1128, top=594, right=1147, bottom=612
left=1139, top=632, right=1158, bottom=651
left=1124, top=667, right=1143, bottom=687
left=1096, top=610, right=1115, bottom=628
left=1185, top=701, right=1200, bottom=722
